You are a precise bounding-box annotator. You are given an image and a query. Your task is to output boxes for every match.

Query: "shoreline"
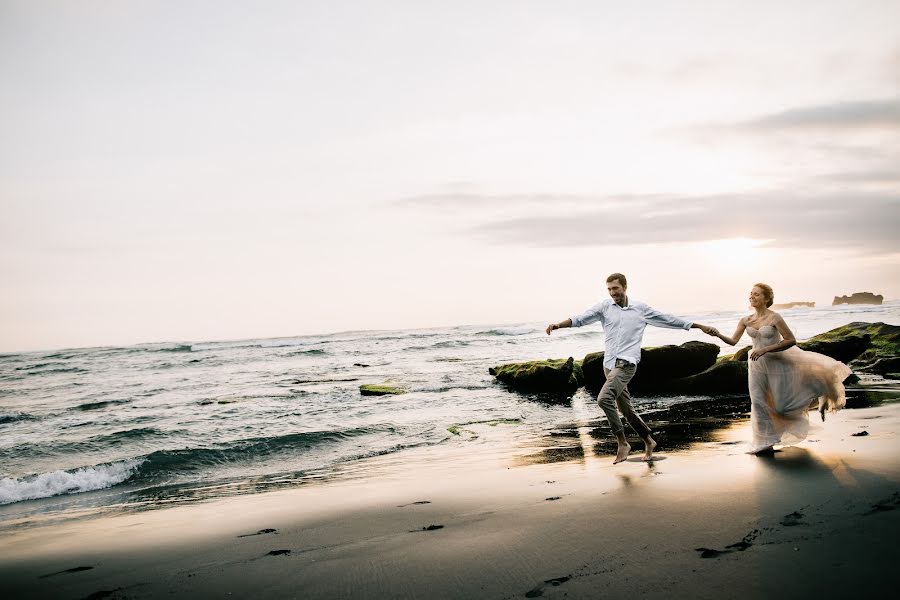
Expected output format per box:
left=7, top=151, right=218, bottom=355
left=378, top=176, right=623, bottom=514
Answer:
left=2, top=402, right=899, bottom=599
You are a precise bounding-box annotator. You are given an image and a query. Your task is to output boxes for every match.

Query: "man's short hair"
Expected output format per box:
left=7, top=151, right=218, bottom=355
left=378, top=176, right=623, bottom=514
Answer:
left=606, top=273, right=627, bottom=287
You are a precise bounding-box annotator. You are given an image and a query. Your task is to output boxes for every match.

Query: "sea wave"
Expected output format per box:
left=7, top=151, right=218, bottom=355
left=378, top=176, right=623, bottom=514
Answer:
left=0, top=426, right=399, bottom=505
left=135, top=426, right=394, bottom=478
left=0, top=412, right=37, bottom=425
left=286, top=349, right=328, bottom=356
left=71, top=399, right=132, bottom=411
left=0, top=459, right=145, bottom=505
left=474, top=327, right=534, bottom=336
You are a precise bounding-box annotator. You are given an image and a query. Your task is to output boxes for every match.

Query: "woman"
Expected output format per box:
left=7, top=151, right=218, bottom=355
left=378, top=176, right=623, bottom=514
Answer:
left=707, top=283, right=852, bottom=454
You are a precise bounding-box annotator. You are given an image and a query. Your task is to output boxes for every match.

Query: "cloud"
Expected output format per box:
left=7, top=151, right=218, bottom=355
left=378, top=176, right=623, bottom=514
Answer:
left=479, top=191, right=899, bottom=251
left=399, top=188, right=900, bottom=252
left=745, top=98, right=900, bottom=130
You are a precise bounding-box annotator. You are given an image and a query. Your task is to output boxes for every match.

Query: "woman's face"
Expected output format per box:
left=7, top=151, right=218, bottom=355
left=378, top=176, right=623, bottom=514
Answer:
left=749, top=286, right=766, bottom=308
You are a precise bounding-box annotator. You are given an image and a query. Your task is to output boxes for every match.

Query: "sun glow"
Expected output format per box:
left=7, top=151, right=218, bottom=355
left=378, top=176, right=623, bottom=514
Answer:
left=692, top=237, right=775, bottom=279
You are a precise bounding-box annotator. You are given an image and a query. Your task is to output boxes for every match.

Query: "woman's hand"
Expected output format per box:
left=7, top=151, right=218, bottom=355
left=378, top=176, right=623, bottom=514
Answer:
left=545, top=323, right=559, bottom=335
left=750, top=348, right=767, bottom=360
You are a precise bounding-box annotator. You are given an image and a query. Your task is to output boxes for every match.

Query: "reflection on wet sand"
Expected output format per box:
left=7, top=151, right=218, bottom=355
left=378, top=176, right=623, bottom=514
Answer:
left=517, top=378, right=899, bottom=467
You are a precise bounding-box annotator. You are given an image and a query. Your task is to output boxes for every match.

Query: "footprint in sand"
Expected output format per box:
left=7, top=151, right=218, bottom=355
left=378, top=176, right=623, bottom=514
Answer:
left=781, top=511, right=805, bottom=527
left=524, top=576, right=571, bottom=598
left=695, top=530, right=759, bottom=558
left=80, top=589, right=122, bottom=600
left=237, top=528, right=278, bottom=538
left=864, top=492, right=900, bottom=515
left=39, top=566, right=94, bottom=579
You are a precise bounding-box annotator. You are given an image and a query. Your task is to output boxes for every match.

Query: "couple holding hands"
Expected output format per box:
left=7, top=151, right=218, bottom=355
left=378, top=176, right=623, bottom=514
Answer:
left=546, top=273, right=850, bottom=463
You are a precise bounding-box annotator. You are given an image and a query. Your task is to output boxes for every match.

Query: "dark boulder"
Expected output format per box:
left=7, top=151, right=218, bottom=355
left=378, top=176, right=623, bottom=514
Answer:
left=798, top=330, right=870, bottom=363
left=489, top=357, right=584, bottom=394
left=857, top=356, right=900, bottom=379
left=799, top=322, right=900, bottom=366
left=670, top=361, right=749, bottom=396
left=582, top=342, right=720, bottom=394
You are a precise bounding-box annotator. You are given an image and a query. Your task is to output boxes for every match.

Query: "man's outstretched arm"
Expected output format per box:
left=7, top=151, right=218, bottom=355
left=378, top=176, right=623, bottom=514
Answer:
left=546, top=319, right=572, bottom=335
left=642, top=305, right=716, bottom=335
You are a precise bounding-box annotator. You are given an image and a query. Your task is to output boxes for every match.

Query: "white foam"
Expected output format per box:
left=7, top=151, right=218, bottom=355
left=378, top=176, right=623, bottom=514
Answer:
left=0, top=459, right=144, bottom=505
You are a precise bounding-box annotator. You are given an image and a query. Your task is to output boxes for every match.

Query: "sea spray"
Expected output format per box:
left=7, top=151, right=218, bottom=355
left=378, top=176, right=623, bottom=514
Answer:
left=0, top=459, right=145, bottom=505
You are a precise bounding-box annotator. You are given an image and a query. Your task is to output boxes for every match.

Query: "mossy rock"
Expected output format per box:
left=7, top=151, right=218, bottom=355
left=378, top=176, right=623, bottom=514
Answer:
left=359, top=384, right=406, bottom=396
left=732, top=345, right=752, bottom=361
left=582, top=341, right=720, bottom=395
left=860, top=356, right=900, bottom=378
left=798, top=329, right=871, bottom=363
left=799, top=322, right=899, bottom=368
left=489, top=357, right=583, bottom=394
left=670, top=360, right=749, bottom=396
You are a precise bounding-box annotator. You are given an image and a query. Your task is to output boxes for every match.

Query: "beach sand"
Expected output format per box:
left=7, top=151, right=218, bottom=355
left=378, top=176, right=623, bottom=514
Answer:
left=2, top=403, right=899, bottom=599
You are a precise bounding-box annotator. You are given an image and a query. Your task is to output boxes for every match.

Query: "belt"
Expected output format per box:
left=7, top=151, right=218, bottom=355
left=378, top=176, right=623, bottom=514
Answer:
left=615, top=358, right=634, bottom=368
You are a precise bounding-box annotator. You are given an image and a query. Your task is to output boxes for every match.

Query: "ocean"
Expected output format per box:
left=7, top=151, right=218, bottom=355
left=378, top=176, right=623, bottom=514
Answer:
left=2, top=302, right=898, bottom=526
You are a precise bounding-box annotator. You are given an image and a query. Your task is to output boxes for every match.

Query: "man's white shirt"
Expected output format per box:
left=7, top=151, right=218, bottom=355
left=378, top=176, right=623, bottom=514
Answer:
left=570, top=298, right=693, bottom=369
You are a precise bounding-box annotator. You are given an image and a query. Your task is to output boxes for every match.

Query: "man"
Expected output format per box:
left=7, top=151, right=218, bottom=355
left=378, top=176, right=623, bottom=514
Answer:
left=546, top=273, right=715, bottom=464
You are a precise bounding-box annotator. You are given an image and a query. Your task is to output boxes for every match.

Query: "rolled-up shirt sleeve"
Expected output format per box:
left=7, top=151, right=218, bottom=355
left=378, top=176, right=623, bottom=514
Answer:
left=571, top=301, right=606, bottom=327
left=641, top=305, right=692, bottom=330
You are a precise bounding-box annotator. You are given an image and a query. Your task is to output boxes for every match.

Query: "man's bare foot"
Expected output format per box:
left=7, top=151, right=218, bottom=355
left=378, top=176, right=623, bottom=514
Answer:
left=641, top=437, right=657, bottom=461
left=613, top=443, right=631, bottom=464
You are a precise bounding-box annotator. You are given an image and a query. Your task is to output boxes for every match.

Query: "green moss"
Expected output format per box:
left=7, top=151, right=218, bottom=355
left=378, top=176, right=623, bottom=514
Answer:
left=805, top=322, right=899, bottom=359
left=491, top=358, right=573, bottom=378
left=359, top=384, right=406, bottom=396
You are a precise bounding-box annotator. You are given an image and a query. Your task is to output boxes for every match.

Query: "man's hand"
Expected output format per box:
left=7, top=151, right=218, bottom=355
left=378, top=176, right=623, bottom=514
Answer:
left=695, top=324, right=717, bottom=336
left=545, top=323, right=559, bottom=335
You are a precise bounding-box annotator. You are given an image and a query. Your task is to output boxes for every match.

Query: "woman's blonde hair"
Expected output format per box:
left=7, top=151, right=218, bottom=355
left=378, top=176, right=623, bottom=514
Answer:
left=753, top=283, right=774, bottom=308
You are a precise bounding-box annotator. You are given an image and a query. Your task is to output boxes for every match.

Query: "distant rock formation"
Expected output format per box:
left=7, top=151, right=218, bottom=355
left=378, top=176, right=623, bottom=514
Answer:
left=772, top=301, right=815, bottom=309
left=832, top=292, right=883, bottom=306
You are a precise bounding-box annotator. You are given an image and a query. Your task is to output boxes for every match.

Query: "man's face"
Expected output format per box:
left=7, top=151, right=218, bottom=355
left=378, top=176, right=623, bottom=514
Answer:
left=607, top=279, right=626, bottom=304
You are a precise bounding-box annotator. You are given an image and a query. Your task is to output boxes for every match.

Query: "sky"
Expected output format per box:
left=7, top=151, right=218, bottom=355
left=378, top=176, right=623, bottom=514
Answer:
left=1, top=0, right=899, bottom=352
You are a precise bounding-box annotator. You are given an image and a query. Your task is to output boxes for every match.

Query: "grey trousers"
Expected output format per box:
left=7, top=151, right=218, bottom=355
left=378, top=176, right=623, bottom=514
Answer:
left=599, top=359, right=652, bottom=438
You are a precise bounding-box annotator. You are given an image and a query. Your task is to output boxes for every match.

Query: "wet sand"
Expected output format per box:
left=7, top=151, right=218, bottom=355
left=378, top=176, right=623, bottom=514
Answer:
left=2, top=402, right=899, bottom=599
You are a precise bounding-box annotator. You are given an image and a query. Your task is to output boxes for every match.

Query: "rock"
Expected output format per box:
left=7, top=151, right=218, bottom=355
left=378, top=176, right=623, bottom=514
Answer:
left=359, top=384, right=406, bottom=396
left=582, top=342, right=720, bottom=394
left=844, top=322, right=900, bottom=363
left=798, top=329, right=871, bottom=363
left=489, top=357, right=584, bottom=394
left=670, top=361, right=749, bottom=396
left=856, top=356, right=900, bottom=378
left=734, top=346, right=752, bottom=361
left=581, top=352, right=605, bottom=392
left=772, top=302, right=815, bottom=309
left=832, top=292, right=883, bottom=306
left=718, top=345, right=752, bottom=362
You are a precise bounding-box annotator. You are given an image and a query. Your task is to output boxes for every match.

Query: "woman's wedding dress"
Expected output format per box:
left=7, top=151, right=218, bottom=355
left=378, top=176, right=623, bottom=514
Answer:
left=747, top=325, right=852, bottom=453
